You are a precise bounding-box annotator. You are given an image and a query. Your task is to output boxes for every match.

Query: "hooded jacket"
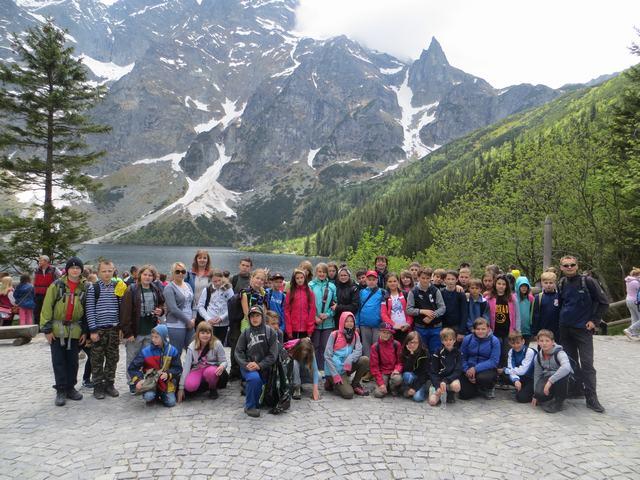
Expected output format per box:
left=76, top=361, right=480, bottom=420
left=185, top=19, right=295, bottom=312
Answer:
left=486, top=293, right=520, bottom=335
left=324, top=312, right=363, bottom=382
left=309, top=278, right=337, bottom=330
left=460, top=332, right=501, bottom=373
left=13, top=283, right=35, bottom=310
left=533, top=344, right=573, bottom=388
left=514, top=277, right=535, bottom=336
left=284, top=284, right=317, bottom=337
left=40, top=276, right=87, bottom=340
left=369, top=335, right=403, bottom=386
left=430, top=345, right=463, bottom=385
left=128, top=324, right=182, bottom=393
left=234, top=309, right=278, bottom=372
left=196, top=282, right=235, bottom=327
left=334, top=278, right=360, bottom=323
left=179, top=338, right=227, bottom=390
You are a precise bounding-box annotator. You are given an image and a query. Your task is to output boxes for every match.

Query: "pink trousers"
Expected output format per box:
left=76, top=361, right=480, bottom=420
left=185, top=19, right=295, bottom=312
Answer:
left=184, top=366, right=219, bottom=392
left=19, top=308, right=33, bottom=326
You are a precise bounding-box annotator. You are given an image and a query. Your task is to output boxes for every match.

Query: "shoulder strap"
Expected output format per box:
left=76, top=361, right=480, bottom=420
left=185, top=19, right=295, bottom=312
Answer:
left=93, top=282, right=100, bottom=306
left=360, top=287, right=378, bottom=310
left=205, top=285, right=213, bottom=309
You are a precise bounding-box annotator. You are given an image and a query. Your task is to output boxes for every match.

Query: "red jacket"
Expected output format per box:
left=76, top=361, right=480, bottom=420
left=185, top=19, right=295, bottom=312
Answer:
left=284, top=285, right=317, bottom=338
left=34, top=266, right=57, bottom=295
left=380, top=293, right=413, bottom=330
left=369, top=337, right=403, bottom=386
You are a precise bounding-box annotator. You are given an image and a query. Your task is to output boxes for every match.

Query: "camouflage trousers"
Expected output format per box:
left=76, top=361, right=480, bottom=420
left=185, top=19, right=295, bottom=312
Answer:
left=91, top=326, right=120, bottom=386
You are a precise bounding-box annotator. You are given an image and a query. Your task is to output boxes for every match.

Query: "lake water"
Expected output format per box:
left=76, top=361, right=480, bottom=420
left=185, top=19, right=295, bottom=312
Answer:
left=77, top=244, right=327, bottom=277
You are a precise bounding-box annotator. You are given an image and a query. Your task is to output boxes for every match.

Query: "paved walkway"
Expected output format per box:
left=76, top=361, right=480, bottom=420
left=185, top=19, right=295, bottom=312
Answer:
left=0, top=335, right=639, bottom=480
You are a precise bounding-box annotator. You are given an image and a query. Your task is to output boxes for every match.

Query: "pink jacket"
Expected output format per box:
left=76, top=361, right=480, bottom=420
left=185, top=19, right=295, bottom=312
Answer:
left=485, top=293, right=520, bottom=333
left=380, top=293, right=413, bottom=329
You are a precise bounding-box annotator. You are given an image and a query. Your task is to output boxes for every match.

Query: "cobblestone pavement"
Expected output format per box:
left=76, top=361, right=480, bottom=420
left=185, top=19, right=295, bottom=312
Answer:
left=0, top=335, right=639, bottom=480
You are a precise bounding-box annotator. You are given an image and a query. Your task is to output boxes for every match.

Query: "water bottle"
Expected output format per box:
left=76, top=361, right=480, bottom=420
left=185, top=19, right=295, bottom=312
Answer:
left=441, top=389, right=447, bottom=410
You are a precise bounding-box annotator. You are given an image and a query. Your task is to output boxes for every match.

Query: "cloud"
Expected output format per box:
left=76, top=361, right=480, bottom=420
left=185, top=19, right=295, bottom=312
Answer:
left=294, top=0, right=640, bottom=88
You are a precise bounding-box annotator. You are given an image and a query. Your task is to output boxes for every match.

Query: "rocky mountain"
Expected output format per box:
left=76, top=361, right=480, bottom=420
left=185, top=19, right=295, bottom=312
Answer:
left=2, top=0, right=569, bottom=245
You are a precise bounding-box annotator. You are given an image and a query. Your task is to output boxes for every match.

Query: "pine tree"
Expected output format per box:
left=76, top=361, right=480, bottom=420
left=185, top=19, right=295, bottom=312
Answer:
left=0, top=20, right=110, bottom=270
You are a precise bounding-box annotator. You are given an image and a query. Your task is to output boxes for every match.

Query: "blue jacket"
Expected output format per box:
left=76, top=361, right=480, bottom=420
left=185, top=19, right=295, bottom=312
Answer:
left=356, top=287, right=386, bottom=328
left=558, top=275, right=609, bottom=329
left=13, top=283, right=35, bottom=310
left=466, top=295, right=489, bottom=333
left=460, top=332, right=500, bottom=373
left=515, top=276, right=534, bottom=336
left=309, top=279, right=337, bottom=330
left=266, top=289, right=286, bottom=331
left=441, top=288, right=468, bottom=334
left=532, top=291, right=560, bottom=340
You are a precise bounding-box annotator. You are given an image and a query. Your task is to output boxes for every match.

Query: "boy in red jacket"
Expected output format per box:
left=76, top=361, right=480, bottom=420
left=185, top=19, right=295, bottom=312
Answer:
left=370, top=323, right=403, bottom=398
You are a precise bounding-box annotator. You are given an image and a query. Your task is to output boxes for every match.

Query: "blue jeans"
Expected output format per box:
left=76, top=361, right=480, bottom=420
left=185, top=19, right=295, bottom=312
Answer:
left=241, top=368, right=266, bottom=409
left=402, top=372, right=427, bottom=402
left=143, top=390, right=176, bottom=407
left=167, top=327, right=193, bottom=354
left=415, top=326, right=442, bottom=354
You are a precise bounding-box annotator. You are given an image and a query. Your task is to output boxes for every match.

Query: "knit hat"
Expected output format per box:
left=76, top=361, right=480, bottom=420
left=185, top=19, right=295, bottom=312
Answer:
left=65, top=256, right=84, bottom=272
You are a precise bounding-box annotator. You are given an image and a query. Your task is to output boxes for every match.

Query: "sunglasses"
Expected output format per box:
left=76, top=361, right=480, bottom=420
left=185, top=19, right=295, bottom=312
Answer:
left=561, top=263, right=576, bottom=268
left=174, top=269, right=187, bottom=274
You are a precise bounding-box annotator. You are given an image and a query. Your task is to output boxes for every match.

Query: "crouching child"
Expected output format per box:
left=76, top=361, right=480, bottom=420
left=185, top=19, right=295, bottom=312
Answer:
left=503, top=330, right=536, bottom=403
left=370, top=323, right=403, bottom=398
left=429, top=328, right=462, bottom=406
left=532, top=329, right=573, bottom=414
left=400, top=331, right=430, bottom=402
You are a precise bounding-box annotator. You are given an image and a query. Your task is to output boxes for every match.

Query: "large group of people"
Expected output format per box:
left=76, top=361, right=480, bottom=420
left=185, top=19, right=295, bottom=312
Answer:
left=2, top=250, right=636, bottom=418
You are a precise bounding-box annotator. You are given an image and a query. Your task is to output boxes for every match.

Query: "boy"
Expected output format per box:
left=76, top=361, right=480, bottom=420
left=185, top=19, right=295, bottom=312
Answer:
left=40, top=257, right=87, bottom=406
left=86, top=260, right=126, bottom=400
left=428, top=328, right=462, bottom=405
left=128, top=324, right=182, bottom=407
left=370, top=324, right=403, bottom=398
left=231, top=257, right=252, bottom=294
left=266, top=273, right=286, bottom=332
left=458, top=267, right=471, bottom=292
left=409, top=262, right=421, bottom=285
left=374, top=255, right=389, bottom=290
left=503, top=330, right=536, bottom=403
left=440, top=270, right=468, bottom=343
left=532, top=329, right=572, bottom=413
left=431, top=269, right=445, bottom=289
left=531, top=271, right=560, bottom=341
left=235, top=305, right=278, bottom=418
left=356, top=271, right=387, bottom=359
left=459, top=318, right=500, bottom=400
left=355, top=270, right=367, bottom=291
left=406, top=268, right=446, bottom=353
left=467, top=278, right=489, bottom=334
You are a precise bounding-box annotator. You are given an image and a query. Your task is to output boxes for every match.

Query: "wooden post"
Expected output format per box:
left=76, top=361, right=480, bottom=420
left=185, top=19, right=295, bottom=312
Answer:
left=543, top=215, right=552, bottom=271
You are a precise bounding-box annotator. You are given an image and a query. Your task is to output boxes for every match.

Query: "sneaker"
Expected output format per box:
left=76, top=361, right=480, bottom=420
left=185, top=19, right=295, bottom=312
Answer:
left=104, top=383, right=120, bottom=398
left=66, top=388, right=83, bottom=401
left=82, top=379, right=94, bottom=389
left=209, top=388, right=219, bottom=400
left=352, top=385, right=369, bottom=396
left=244, top=407, right=261, bottom=418
left=586, top=396, right=605, bottom=413
left=55, top=391, right=66, bottom=407
left=129, top=384, right=136, bottom=395
left=292, top=386, right=302, bottom=400
left=543, top=400, right=564, bottom=414
left=480, top=387, right=496, bottom=400
left=93, top=384, right=105, bottom=400
left=324, top=379, right=333, bottom=392
left=623, top=328, right=639, bottom=340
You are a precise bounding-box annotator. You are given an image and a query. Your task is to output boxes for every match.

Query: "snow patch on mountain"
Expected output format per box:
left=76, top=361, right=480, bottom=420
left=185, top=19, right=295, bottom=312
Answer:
left=380, top=66, right=403, bottom=75
left=132, top=152, right=186, bottom=173
left=81, top=55, right=134, bottom=84
left=184, top=96, right=209, bottom=111
left=194, top=98, right=246, bottom=133
left=307, top=148, right=320, bottom=170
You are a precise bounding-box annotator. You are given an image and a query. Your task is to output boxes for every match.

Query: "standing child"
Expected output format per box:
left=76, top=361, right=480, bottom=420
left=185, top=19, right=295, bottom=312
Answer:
left=486, top=275, right=520, bottom=370
left=231, top=257, right=252, bottom=294
left=406, top=268, right=446, bottom=354
left=374, top=255, right=389, bottom=290
left=196, top=269, right=235, bottom=342
left=515, top=276, right=534, bottom=344
left=429, top=328, right=462, bottom=406
left=381, top=273, right=412, bottom=343
left=356, top=270, right=387, bottom=360
left=400, top=270, right=415, bottom=295
left=309, top=263, right=337, bottom=370
left=467, top=278, right=489, bottom=334
left=409, top=262, right=421, bottom=286
left=503, top=330, right=536, bottom=403
left=327, top=262, right=339, bottom=285
left=370, top=324, right=403, bottom=398
left=459, top=318, right=500, bottom=400
left=400, top=331, right=430, bottom=402
left=532, top=329, right=573, bottom=413
left=355, top=270, right=367, bottom=291
left=482, top=272, right=496, bottom=298
left=240, top=269, right=268, bottom=332
left=440, top=270, right=468, bottom=343
left=333, top=267, right=359, bottom=331
left=266, top=272, right=287, bottom=332
left=13, top=274, right=36, bottom=325
left=0, top=276, right=15, bottom=326
left=458, top=267, right=471, bottom=293
left=284, top=269, right=316, bottom=340
left=531, top=271, right=560, bottom=341
left=431, top=269, right=445, bottom=290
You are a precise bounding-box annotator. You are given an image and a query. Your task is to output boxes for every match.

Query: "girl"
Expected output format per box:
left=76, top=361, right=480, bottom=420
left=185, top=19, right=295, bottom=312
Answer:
left=459, top=318, right=500, bottom=400
left=164, top=262, right=194, bottom=353
left=177, top=322, right=228, bottom=401
left=486, top=275, right=520, bottom=369
left=240, top=269, right=267, bottom=332
left=623, top=268, right=640, bottom=339
left=400, top=331, right=429, bottom=402
left=309, top=263, right=337, bottom=370
left=515, top=276, right=534, bottom=344
left=284, top=269, right=316, bottom=340
left=285, top=337, right=321, bottom=400
left=0, top=276, right=15, bottom=326
left=482, top=271, right=495, bottom=298
left=298, top=260, right=314, bottom=284
left=327, top=262, right=339, bottom=285
left=186, top=250, right=212, bottom=314
left=196, top=269, right=234, bottom=342
left=381, top=273, right=412, bottom=343
left=400, top=270, right=414, bottom=294
left=332, top=266, right=359, bottom=330
left=13, top=274, right=35, bottom=326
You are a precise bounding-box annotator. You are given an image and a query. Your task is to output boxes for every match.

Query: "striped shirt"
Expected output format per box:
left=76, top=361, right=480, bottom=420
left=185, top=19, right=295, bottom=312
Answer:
left=86, top=280, right=120, bottom=331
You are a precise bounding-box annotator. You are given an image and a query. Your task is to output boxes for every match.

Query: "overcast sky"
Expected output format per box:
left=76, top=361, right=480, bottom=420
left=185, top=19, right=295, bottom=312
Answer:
left=294, top=0, right=640, bottom=88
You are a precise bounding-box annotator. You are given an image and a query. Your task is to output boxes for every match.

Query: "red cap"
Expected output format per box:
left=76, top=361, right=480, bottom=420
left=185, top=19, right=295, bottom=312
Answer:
left=365, top=270, right=378, bottom=279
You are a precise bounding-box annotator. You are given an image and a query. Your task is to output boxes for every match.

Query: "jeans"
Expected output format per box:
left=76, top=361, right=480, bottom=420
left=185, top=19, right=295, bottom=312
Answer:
left=143, top=390, right=176, bottom=407
left=534, top=374, right=568, bottom=403
left=402, top=372, right=427, bottom=402
left=241, top=368, right=266, bottom=409
left=627, top=299, right=640, bottom=335
left=459, top=368, right=497, bottom=399
left=415, top=326, right=442, bottom=353
left=359, top=326, right=380, bottom=357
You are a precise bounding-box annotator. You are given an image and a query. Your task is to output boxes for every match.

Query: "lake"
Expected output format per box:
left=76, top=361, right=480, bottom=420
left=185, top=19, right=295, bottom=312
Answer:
left=77, top=244, right=327, bottom=277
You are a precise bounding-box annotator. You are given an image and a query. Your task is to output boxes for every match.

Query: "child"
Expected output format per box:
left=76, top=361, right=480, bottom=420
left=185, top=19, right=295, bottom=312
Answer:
left=333, top=266, right=360, bottom=330
left=429, top=328, right=462, bottom=406
left=309, top=263, right=337, bottom=370
left=532, top=329, right=573, bottom=413
left=459, top=318, right=500, bottom=400
left=327, top=262, right=339, bottom=285
left=503, top=330, right=536, bottom=403
left=298, top=260, right=314, bottom=284
left=129, top=324, right=182, bottom=407
left=231, top=257, right=252, bottom=294
left=178, top=321, right=228, bottom=401
left=284, top=337, right=321, bottom=401
left=13, top=274, right=35, bottom=326
left=408, top=262, right=421, bottom=286
left=374, top=255, right=389, bottom=290
left=482, top=271, right=495, bottom=297
left=400, top=331, right=430, bottom=402
left=486, top=274, right=520, bottom=370
left=400, top=270, right=415, bottom=294
left=284, top=269, right=316, bottom=340
left=356, top=270, right=387, bottom=359
left=515, top=276, right=534, bottom=344
left=0, top=276, right=15, bottom=326
left=381, top=273, right=412, bottom=343
left=532, top=271, right=560, bottom=341
left=406, top=268, right=446, bottom=354
left=196, top=269, right=235, bottom=342
left=240, top=269, right=267, bottom=332
left=355, top=269, right=367, bottom=291
left=235, top=305, right=278, bottom=418
left=458, top=267, right=471, bottom=292
left=266, top=272, right=286, bottom=332
left=370, top=324, right=403, bottom=398
left=440, top=270, right=468, bottom=343
left=467, top=278, right=489, bottom=334
left=431, top=268, right=445, bottom=289
left=324, top=312, right=369, bottom=398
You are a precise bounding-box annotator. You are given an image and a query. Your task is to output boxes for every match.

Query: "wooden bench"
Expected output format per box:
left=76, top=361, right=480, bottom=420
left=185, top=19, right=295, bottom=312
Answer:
left=0, top=325, right=40, bottom=346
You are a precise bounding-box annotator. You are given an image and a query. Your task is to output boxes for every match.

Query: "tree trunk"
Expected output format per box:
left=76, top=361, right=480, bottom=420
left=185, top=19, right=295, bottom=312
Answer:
left=43, top=72, right=54, bottom=259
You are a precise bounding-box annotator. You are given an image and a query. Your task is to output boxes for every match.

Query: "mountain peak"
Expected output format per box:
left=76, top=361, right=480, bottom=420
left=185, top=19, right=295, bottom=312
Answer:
left=419, top=37, right=448, bottom=66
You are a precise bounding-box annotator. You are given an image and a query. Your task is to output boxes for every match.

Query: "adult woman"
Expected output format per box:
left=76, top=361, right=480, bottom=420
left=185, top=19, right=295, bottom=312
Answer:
left=164, top=262, right=194, bottom=353
left=186, top=250, right=212, bottom=313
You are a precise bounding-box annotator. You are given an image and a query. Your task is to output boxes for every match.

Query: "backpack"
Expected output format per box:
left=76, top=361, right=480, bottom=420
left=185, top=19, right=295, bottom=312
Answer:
left=536, top=348, right=578, bottom=386
left=557, top=275, right=587, bottom=298
left=195, top=285, right=213, bottom=327
left=261, top=354, right=291, bottom=414
left=51, top=279, right=87, bottom=317
left=375, top=340, right=400, bottom=367
left=227, top=291, right=244, bottom=329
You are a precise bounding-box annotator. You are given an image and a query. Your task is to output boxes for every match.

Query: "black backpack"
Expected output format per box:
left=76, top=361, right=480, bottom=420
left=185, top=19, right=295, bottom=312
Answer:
left=195, top=286, right=213, bottom=327
left=227, top=291, right=244, bottom=328
left=261, top=354, right=291, bottom=415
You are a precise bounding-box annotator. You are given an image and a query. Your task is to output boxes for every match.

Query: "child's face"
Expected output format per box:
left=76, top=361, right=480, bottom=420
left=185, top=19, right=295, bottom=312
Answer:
left=409, top=266, right=419, bottom=279
left=140, top=269, right=154, bottom=285
left=379, top=330, right=393, bottom=341
left=328, top=266, right=337, bottom=278
left=442, top=337, right=455, bottom=351
left=401, top=276, right=413, bottom=288
left=474, top=323, right=489, bottom=338
left=239, top=261, right=252, bottom=274
left=358, top=275, right=366, bottom=285
left=343, top=316, right=355, bottom=329
left=444, top=274, right=457, bottom=289
left=294, top=273, right=305, bottom=286
left=249, top=313, right=262, bottom=327
left=99, top=263, right=115, bottom=283
left=67, top=266, right=82, bottom=280
left=406, top=336, right=419, bottom=353
left=272, top=278, right=284, bottom=290
left=542, top=279, right=556, bottom=292
left=198, top=329, right=212, bottom=344
left=418, top=273, right=430, bottom=288
left=459, top=272, right=470, bottom=286
left=387, top=277, right=399, bottom=292
left=266, top=319, right=280, bottom=331
left=483, top=276, right=494, bottom=290
left=538, top=336, right=554, bottom=352
left=469, top=285, right=481, bottom=298
left=197, top=254, right=208, bottom=268
left=338, top=270, right=350, bottom=283
left=151, top=331, right=163, bottom=347
left=519, top=284, right=529, bottom=295
left=212, top=276, right=223, bottom=288
left=251, top=274, right=265, bottom=289
left=316, top=268, right=327, bottom=281
left=431, top=274, right=442, bottom=286
left=366, top=276, right=377, bottom=288
left=495, top=279, right=507, bottom=295
left=509, top=338, right=524, bottom=352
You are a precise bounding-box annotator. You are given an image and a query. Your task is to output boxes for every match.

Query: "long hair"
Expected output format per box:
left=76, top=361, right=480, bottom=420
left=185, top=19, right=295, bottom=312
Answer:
left=288, top=269, right=311, bottom=305
left=192, top=249, right=211, bottom=274
left=194, top=321, right=218, bottom=351
left=288, top=337, right=315, bottom=372
left=492, top=274, right=512, bottom=298
left=0, top=277, right=13, bottom=295
left=385, top=272, right=401, bottom=295
left=298, top=260, right=314, bottom=282
left=401, top=331, right=426, bottom=361
left=136, top=264, right=158, bottom=284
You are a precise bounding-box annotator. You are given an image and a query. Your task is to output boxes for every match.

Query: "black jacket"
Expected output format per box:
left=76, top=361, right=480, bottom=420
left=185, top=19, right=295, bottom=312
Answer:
left=334, top=280, right=359, bottom=325
left=430, top=346, right=463, bottom=385
left=401, top=347, right=430, bottom=390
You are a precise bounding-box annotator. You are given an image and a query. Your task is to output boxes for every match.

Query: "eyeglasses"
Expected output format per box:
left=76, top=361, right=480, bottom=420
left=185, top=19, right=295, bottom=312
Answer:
left=174, top=270, right=187, bottom=274
left=561, top=263, right=576, bottom=268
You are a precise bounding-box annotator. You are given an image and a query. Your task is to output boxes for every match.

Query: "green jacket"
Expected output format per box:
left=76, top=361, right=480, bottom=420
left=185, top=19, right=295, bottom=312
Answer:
left=40, top=276, right=88, bottom=339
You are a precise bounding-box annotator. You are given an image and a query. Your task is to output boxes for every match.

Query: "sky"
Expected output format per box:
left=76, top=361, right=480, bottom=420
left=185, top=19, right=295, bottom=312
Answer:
left=294, top=0, right=640, bottom=89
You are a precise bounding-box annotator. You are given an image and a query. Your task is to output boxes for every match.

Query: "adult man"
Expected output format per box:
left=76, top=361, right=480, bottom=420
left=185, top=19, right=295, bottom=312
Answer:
left=557, top=255, right=609, bottom=413
left=34, top=255, right=59, bottom=327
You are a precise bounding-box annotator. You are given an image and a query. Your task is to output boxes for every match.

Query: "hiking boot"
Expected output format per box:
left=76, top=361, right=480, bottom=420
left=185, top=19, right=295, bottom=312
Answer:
left=244, top=407, right=261, bottom=418
left=82, top=379, right=94, bottom=389
left=480, top=387, right=495, bottom=400
left=352, top=385, right=369, bottom=396
left=586, top=395, right=605, bottom=413
left=66, top=388, right=83, bottom=401
left=292, top=386, right=301, bottom=400
left=446, top=393, right=456, bottom=404
left=55, top=391, right=66, bottom=406
left=543, top=399, right=564, bottom=414
left=209, top=388, right=219, bottom=400
left=93, top=384, right=105, bottom=400
left=324, top=379, right=333, bottom=392
left=104, top=383, right=120, bottom=398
